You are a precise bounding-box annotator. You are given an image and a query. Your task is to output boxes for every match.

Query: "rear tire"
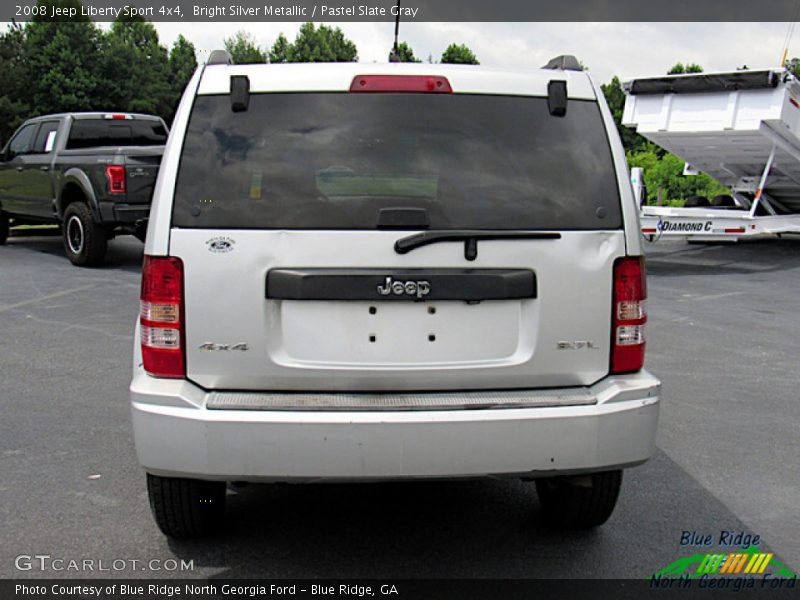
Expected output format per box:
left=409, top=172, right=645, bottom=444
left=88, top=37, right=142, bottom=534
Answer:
left=62, top=203, right=107, bottom=266
left=146, top=474, right=226, bottom=539
left=710, top=194, right=736, bottom=208
left=0, top=211, right=8, bottom=245
left=535, top=470, right=622, bottom=528
left=684, top=195, right=710, bottom=208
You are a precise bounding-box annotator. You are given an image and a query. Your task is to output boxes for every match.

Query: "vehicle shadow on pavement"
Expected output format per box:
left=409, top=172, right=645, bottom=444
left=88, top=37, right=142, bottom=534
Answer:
left=163, top=450, right=783, bottom=578
left=7, top=234, right=144, bottom=272
left=6, top=233, right=65, bottom=258
left=646, top=238, right=800, bottom=278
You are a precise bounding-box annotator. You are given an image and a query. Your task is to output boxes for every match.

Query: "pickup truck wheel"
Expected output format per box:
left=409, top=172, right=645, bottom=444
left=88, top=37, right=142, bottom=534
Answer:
left=535, top=470, right=622, bottom=528
left=63, top=203, right=107, bottom=266
left=0, top=211, right=8, bottom=245
left=146, top=474, right=226, bottom=539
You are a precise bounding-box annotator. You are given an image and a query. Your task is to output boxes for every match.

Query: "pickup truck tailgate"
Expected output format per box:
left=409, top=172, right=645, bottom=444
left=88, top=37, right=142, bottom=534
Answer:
left=122, top=149, right=164, bottom=204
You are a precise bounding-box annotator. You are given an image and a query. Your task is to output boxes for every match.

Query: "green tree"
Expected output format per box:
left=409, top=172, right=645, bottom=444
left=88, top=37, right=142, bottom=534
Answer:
left=224, top=30, right=266, bottom=64
left=286, top=22, right=357, bottom=62
left=0, top=23, right=31, bottom=142
left=390, top=41, right=420, bottom=63
left=440, top=43, right=479, bottom=65
left=97, top=14, right=172, bottom=117
left=95, top=24, right=134, bottom=110
left=23, top=0, right=102, bottom=115
left=668, top=62, right=704, bottom=74
left=627, top=148, right=728, bottom=205
left=601, top=76, right=647, bottom=154
left=169, top=35, right=197, bottom=102
left=0, top=0, right=194, bottom=135
left=268, top=33, right=290, bottom=63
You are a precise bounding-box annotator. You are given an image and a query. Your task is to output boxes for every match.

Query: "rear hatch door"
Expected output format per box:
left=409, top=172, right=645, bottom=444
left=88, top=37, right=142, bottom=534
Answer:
left=169, top=78, right=625, bottom=392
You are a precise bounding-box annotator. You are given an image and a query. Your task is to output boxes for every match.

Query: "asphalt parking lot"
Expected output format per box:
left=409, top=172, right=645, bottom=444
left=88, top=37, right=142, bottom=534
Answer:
left=0, top=232, right=798, bottom=579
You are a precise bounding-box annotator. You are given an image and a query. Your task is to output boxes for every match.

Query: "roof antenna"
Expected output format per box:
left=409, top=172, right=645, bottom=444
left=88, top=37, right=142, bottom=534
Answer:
left=389, top=0, right=401, bottom=62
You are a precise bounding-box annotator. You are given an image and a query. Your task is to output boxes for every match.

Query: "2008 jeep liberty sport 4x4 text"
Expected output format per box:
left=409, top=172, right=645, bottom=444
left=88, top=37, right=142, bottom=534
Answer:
left=130, top=51, right=660, bottom=538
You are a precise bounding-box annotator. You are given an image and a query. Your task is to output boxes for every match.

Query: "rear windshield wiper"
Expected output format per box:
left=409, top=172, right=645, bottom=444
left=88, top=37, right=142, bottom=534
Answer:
left=394, top=230, right=561, bottom=261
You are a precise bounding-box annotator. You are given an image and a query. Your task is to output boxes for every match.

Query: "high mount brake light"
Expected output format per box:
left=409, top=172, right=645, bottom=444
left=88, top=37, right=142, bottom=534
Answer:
left=611, top=256, right=647, bottom=374
left=349, top=75, right=453, bottom=93
left=140, top=256, right=185, bottom=378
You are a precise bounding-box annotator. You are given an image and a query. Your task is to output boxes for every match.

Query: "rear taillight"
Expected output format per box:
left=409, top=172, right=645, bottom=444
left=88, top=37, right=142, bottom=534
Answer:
left=611, top=256, right=647, bottom=374
left=140, top=256, right=185, bottom=378
left=105, top=165, right=126, bottom=194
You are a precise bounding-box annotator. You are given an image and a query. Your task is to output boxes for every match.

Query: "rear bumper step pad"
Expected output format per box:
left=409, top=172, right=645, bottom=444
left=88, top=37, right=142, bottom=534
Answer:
left=206, top=388, right=595, bottom=411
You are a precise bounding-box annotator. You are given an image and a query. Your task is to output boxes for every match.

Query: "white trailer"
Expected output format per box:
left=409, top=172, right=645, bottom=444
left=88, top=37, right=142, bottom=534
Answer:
left=623, top=68, right=800, bottom=241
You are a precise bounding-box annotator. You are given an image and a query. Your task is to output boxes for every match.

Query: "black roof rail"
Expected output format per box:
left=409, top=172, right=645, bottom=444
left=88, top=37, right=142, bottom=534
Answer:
left=542, top=55, right=583, bottom=72
left=207, top=49, right=233, bottom=65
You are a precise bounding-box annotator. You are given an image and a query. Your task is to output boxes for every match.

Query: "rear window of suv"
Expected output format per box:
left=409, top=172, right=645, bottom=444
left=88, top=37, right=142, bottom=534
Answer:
left=172, top=93, right=621, bottom=230
left=66, top=119, right=167, bottom=149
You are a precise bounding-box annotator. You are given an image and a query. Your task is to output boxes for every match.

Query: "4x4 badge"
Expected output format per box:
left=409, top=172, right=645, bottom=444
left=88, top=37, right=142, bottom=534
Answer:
left=206, top=237, right=235, bottom=253
left=199, top=342, right=249, bottom=352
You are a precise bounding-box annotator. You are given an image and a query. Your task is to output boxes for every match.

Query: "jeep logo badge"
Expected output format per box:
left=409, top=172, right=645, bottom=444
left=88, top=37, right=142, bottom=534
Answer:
left=377, top=276, right=431, bottom=299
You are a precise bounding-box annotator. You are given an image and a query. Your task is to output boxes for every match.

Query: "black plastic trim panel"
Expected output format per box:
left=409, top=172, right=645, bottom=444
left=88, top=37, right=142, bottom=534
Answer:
left=266, top=269, right=536, bottom=301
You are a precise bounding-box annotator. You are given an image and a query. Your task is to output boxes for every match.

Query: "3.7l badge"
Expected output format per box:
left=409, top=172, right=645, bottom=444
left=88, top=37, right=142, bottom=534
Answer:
left=556, top=341, right=599, bottom=350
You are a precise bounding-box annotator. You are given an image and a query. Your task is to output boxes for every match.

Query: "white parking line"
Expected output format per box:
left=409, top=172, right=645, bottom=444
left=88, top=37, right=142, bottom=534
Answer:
left=0, top=284, right=97, bottom=314
left=677, top=291, right=746, bottom=303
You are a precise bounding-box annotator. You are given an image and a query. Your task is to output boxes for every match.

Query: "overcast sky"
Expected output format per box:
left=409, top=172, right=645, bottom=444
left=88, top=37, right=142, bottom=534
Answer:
left=146, top=21, right=795, bottom=84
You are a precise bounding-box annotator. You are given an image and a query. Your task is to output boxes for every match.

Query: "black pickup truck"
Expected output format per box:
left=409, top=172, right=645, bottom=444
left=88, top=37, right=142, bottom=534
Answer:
left=0, top=112, right=167, bottom=266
